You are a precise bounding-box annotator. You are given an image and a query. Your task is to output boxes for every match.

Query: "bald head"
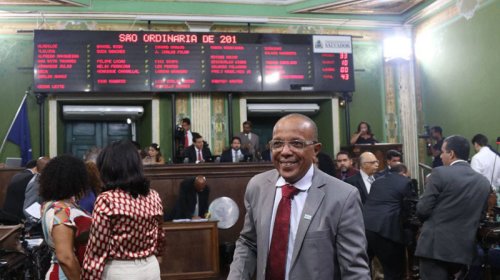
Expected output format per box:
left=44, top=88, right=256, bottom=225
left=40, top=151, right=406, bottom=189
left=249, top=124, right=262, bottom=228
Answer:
left=273, top=113, right=318, bottom=141
left=359, top=152, right=379, bottom=175
left=36, top=156, right=51, bottom=174
left=194, top=175, right=207, bottom=192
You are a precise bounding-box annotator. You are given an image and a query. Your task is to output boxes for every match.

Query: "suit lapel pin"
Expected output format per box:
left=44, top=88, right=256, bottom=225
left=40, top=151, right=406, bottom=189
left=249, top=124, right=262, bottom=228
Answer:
left=304, top=214, right=312, bottom=220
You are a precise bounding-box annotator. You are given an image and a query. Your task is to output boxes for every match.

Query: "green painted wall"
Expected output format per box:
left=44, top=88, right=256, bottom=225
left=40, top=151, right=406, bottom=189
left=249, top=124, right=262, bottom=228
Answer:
left=0, top=35, right=39, bottom=161
left=159, top=96, right=173, bottom=162
left=313, top=99, right=334, bottom=156
left=416, top=1, right=500, bottom=149
left=339, top=41, right=385, bottom=147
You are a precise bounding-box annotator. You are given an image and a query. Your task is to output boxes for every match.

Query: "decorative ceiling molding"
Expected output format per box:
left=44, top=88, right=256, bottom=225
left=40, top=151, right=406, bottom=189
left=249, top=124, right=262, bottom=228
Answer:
left=404, top=0, right=454, bottom=24
left=0, top=0, right=86, bottom=7
left=294, top=0, right=425, bottom=15
left=0, top=11, right=405, bottom=28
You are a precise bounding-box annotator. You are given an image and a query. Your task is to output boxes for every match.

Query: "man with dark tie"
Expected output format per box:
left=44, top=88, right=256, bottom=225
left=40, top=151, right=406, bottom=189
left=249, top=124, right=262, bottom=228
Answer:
left=334, top=150, right=359, bottom=180
left=228, top=113, right=370, bottom=280
left=238, top=121, right=260, bottom=161
left=345, top=152, right=379, bottom=204
left=416, top=135, right=491, bottom=279
left=220, top=136, right=251, bottom=163
left=174, top=118, right=201, bottom=162
left=184, top=134, right=212, bottom=163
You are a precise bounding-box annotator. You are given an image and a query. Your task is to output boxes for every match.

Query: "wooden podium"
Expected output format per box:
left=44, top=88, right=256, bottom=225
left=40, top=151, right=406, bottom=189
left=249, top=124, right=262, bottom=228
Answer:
left=346, top=143, right=403, bottom=170
left=161, top=221, right=219, bottom=279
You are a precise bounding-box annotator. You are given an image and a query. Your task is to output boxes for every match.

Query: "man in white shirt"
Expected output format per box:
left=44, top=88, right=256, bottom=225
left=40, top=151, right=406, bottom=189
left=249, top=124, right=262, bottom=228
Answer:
left=238, top=121, right=260, bottom=161
left=220, top=136, right=251, bottom=163
left=471, top=134, right=500, bottom=190
left=229, top=113, right=370, bottom=280
left=345, top=152, right=380, bottom=204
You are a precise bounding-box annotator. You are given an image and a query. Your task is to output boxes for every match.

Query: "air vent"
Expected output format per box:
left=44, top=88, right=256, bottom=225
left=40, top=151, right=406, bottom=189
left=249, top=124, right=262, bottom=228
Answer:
left=62, top=105, right=144, bottom=121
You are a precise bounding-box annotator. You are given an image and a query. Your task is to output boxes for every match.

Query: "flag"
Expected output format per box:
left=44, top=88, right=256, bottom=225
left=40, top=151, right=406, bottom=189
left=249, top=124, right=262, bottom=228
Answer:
left=7, top=98, right=32, bottom=166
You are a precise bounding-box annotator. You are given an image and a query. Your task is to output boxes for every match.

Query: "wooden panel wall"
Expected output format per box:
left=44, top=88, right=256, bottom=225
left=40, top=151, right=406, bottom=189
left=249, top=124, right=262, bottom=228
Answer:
left=0, top=163, right=274, bottom=244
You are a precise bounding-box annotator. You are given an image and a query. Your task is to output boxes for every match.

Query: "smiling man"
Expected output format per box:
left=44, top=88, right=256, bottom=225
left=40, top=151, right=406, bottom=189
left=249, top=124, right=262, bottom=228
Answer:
left=228, top=113, right=370, bottom=280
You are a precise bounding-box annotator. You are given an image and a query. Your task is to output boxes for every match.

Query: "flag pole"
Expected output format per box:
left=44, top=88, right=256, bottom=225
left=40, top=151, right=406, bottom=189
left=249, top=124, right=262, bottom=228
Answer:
left=0, top=93, right=28, bottom=155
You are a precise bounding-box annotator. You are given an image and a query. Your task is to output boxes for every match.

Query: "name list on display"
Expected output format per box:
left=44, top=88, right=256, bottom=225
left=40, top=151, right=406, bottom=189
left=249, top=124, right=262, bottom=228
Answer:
left=33, top=31, right=354, bottom=93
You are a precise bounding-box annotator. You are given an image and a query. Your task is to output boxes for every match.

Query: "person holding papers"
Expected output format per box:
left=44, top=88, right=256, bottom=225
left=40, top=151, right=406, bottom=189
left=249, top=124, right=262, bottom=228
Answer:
left=171, top=175, right=210, bottom=220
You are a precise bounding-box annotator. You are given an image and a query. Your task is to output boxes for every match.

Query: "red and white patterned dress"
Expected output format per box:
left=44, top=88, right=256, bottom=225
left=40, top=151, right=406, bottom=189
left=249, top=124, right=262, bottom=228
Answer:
left=41, top=199, right=92, bottom=280
left=82, top=188, right=165, bottom=280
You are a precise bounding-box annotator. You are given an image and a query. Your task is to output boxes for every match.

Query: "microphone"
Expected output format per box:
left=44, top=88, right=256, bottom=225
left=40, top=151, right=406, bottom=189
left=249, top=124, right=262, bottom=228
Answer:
left=496, top=137, right=500, bottom=145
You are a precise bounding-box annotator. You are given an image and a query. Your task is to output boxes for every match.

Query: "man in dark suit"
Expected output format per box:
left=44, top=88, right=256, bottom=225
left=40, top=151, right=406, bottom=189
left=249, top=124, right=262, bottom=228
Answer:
left=174, top=117, right=200, bottom=163
left=316, top=152, right=335, bottom=176
left=2, top=159, right=37, bottom=221
left=375, top=149, right=402, bottom=178
left=220, top=136, right=251, bottom=163
left=363, top=163, right=414, bottom=280
left=184, top=134, right=213, bottom=163
left=345, top=152, right=379, bottom=204
left=416, top=135, right=491, bottom=279
left=229, top=113, right=370, bottom=280
left=238, top=121, right=260, bottom=161
left=334, top=150, right=358, bottom=180
left=171, top=175, right=210, bottom=219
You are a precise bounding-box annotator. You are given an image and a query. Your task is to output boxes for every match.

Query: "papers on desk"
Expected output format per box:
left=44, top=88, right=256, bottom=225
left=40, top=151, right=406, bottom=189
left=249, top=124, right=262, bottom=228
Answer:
left=25, top=202, right=41, bottom=219
left=172, top=218, right=209, bottom=223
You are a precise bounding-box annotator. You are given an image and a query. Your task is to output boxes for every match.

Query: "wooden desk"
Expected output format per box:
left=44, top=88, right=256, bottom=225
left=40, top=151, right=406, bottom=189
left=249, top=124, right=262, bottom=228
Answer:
left=161, top=221, right=219, bottom=279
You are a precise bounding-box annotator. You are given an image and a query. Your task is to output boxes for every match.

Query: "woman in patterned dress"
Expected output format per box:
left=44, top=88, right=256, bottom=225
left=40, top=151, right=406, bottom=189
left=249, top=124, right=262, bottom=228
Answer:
left=40, top=155, right=92, bottom=280
left=83, top=140, right=165, bottom=280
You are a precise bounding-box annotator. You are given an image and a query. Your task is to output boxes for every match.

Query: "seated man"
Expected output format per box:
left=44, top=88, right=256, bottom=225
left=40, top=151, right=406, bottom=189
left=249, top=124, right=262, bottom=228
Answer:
left=2, top=159, right=37, bottom=222
left=220, top=136, right=251, bottom=163
left=171, top=176, right=210, bottom=220
left=184, top=134, right=213, bottom=163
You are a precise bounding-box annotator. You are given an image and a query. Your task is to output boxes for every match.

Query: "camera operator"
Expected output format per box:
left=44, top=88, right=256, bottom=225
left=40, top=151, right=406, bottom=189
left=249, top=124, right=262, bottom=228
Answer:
left=363, top=163, right=414, bottom=279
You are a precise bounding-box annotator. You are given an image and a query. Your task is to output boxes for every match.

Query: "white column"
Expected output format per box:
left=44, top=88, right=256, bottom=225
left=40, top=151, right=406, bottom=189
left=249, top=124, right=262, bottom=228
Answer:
left=332, top=97, right=341, bottom=154
left=152, top=96, right=160, bottom=144
left=191, top=93, right=212, bottom=145
left=398, top=60, right=419, bottom=178
left=48, top=96, right=57, bottom=158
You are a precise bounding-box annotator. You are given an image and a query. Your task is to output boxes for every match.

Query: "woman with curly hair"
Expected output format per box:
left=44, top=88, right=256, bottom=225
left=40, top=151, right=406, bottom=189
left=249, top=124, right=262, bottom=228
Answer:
left=40, top=155, right=91, bottom=280
left=83, top=140, right=164, bottom=279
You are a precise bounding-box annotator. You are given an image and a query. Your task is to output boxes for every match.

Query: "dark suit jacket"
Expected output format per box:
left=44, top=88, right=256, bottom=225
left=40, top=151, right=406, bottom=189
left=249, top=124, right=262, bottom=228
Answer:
left=261, top=149, right=271, bottom=161
left=363, top=172, right=412, bottom=244
left=345, top=172, right=369, bottom=204
left=415, top=161, right=491, bottom=265
left=220, top=148, right=251, bottom=163
left=334, top=167, right=359, bottom=181
left=184, top=144, right=213, bottom=163
left=3, top=170, right=35, bottom=220
left=317, top=152, right=335, bottom=176
left=171, top=177, right=210, bottom=219
left=374, top=167, right=390, bottom=179
left=174, top=129, right=200, bottom=147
